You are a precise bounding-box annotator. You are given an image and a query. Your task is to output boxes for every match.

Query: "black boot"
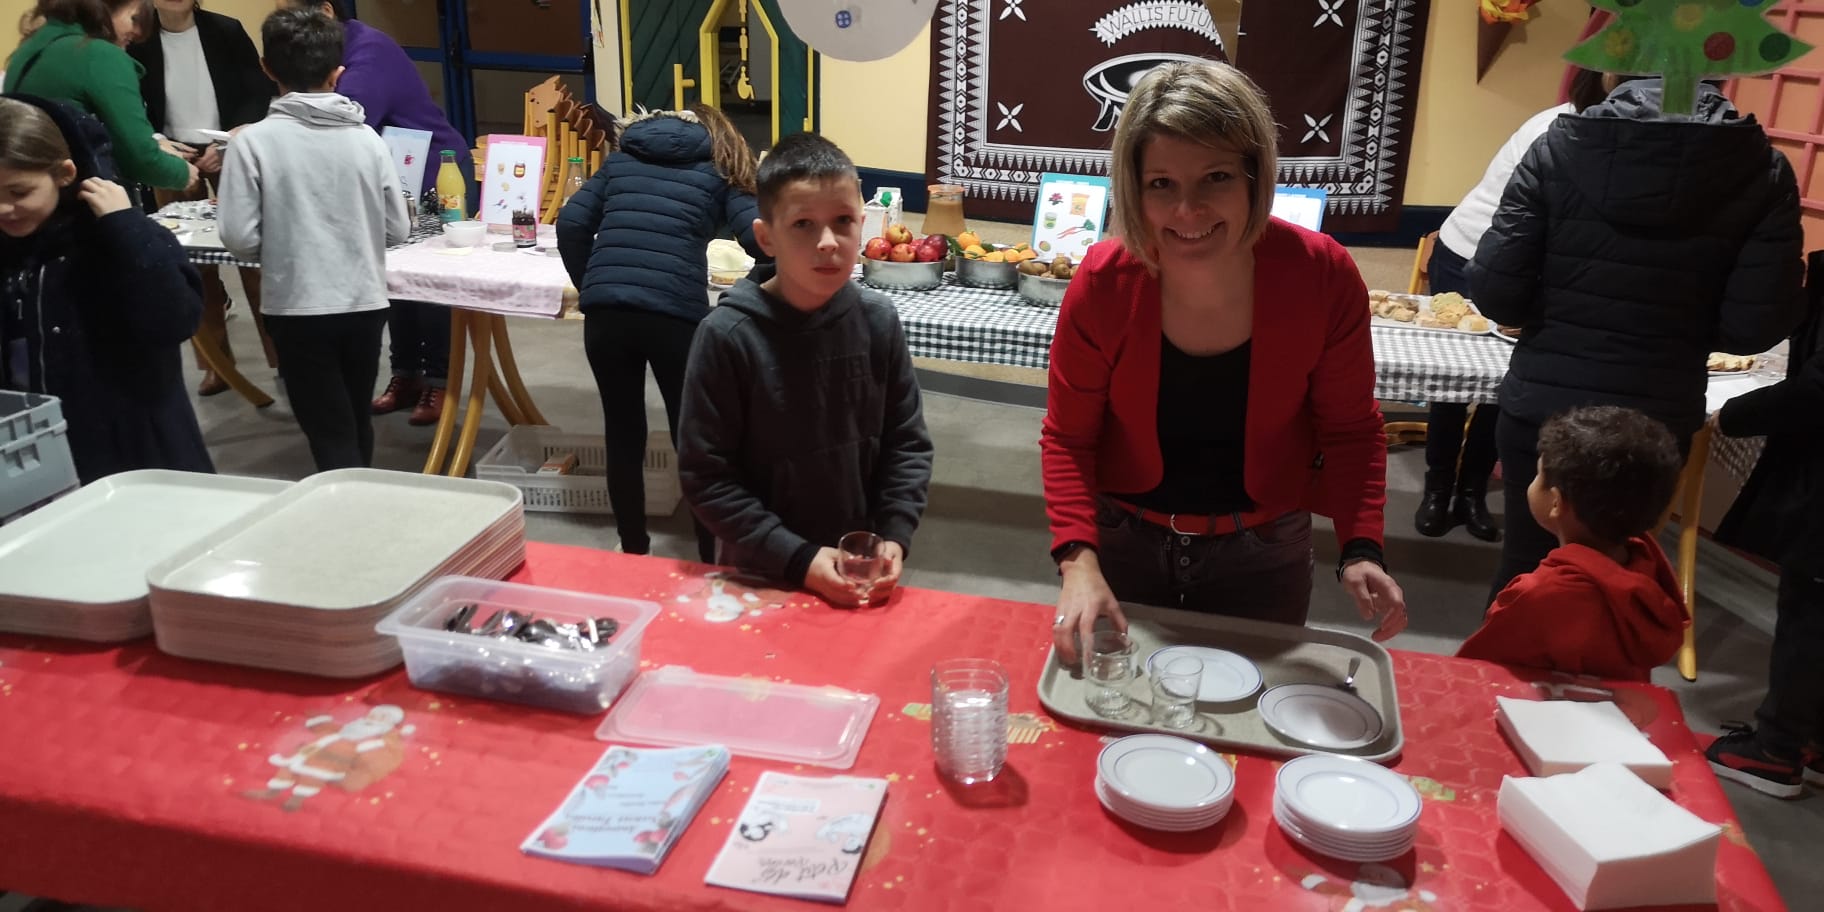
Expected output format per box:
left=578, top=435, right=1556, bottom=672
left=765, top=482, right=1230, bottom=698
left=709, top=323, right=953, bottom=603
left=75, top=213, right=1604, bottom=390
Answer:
left=1414, top=472, right=1455, bottom=537
left=1452, top=483, right=1501, bottom=542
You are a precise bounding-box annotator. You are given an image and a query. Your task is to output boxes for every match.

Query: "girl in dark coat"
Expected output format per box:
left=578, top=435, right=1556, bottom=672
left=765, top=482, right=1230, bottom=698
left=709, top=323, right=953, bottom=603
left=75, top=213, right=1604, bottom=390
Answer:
left=0, top=94, right=211, bottom=482
left=556, top=105, right=765, bottom=562
left=1468, top=75, right=1806, bottom=603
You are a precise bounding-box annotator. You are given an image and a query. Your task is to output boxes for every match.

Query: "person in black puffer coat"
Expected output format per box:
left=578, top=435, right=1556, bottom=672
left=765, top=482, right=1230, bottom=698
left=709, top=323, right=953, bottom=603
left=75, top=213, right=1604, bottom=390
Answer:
left=556, top=105, right=766, bottom=562
left=0, top=94, right=210, bottom=484
left=1704, top=270, right=1824, bottom=796
left=1469, top=75, right=1805, bottom=605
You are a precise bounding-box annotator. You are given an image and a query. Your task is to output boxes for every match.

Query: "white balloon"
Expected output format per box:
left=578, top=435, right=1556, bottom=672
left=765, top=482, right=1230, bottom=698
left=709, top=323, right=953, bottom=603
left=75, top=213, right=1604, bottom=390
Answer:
left=777, top=0, right=939, bottom=62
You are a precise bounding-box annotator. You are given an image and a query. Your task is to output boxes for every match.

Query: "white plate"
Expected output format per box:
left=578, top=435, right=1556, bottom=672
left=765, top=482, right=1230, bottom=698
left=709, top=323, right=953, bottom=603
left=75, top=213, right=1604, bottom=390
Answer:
left=1274, top=754, right=1421, bottom=835
left=1146, top=646, right=1262, bottom=703
left=193, top=128, right=233, bottom=143
left=1273, top=795, right=1414, bottom=849
left=1096, top=779, right=1225, bottom=832
left=1258, top=683, right=1384, bottom=750
left=1096, top=734, right=1234, bottom=812
left=1276, top=806, right=1414, bottom=862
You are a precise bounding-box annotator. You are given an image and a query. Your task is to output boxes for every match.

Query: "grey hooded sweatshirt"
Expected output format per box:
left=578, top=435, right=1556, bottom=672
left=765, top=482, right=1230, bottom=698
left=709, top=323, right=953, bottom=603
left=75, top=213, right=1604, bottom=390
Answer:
left=219, top=92, right=411, bottom=317
left=677, top=279, right=934, bottom=585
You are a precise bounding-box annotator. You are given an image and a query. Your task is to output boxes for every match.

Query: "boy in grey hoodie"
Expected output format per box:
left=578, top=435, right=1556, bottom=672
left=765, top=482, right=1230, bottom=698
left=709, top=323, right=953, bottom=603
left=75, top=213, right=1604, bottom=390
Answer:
left=677, top=134, right=933, bottom=605
left=218, top=8, right=411, bottom=471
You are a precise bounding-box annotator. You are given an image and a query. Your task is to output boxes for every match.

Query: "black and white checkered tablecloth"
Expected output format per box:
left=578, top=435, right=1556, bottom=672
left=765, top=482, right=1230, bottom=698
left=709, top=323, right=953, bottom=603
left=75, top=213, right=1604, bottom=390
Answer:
left=166, top=209, right=444, bottom=269
left=879, top=276, right=1514, bottom=403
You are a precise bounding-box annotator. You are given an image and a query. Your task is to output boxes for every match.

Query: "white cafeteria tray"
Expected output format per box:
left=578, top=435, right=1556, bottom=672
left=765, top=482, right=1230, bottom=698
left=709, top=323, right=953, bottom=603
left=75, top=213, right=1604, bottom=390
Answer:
left=0, top=470, right=290, bottom=606
left=146, top=469, right=523, bottom=612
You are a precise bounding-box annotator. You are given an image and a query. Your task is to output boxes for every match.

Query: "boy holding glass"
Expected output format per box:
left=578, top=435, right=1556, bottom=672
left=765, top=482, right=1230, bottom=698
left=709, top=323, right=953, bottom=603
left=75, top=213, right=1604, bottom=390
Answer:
left=676, top=133, right=933, bottom=606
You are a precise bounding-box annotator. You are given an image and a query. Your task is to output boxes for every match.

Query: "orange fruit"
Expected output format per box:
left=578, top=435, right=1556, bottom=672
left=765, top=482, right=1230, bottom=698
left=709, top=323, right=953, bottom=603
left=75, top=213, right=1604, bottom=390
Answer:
left=957, top=231, right=981, bottom=249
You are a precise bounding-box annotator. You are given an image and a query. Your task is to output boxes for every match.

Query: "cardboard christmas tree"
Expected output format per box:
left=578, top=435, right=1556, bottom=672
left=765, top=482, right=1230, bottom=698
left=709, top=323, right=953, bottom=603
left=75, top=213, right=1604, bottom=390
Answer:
left=1566, top=0, right=1812, bottom=114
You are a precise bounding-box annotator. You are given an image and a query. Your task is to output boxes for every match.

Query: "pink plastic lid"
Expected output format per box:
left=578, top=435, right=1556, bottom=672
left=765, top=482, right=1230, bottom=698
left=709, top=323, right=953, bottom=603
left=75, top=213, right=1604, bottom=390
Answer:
left=594, top=666, right=879, bottom=769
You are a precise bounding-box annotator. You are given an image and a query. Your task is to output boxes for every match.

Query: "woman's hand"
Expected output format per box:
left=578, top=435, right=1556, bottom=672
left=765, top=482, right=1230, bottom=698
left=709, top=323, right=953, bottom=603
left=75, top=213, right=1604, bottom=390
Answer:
left=1341, top=561, right=1407, bottom=641
left=77, top=178, right=132, bottom=217
left=160, top=138, right=198, bottom=161
left=1054, top=549, right=1126, bottom=665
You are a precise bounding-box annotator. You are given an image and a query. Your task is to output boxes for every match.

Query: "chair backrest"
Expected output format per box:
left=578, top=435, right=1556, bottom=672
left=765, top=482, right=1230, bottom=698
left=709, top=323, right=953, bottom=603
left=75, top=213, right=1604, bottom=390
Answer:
left=1407, top=231, right=1437, bottom=295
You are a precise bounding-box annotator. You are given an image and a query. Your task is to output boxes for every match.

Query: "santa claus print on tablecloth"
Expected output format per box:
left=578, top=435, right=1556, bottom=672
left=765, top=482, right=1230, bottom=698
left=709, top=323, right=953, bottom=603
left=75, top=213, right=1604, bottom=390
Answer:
left=243, top=704, right=414, bottom=813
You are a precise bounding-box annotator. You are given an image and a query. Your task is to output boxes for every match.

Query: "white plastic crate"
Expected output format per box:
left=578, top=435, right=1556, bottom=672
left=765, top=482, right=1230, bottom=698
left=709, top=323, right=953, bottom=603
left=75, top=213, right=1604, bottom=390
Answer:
left=475, top=425, right=680, bottom=516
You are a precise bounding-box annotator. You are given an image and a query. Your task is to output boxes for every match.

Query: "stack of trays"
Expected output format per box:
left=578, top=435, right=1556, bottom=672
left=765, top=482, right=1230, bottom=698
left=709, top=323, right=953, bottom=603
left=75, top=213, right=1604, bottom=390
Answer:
left=147, top=469, right=524, bottom=678
left=1274, top=754, right=1422, bottom=862
left=1094, top=734, right=1236, bottom=832
left=0, top=471, right=290, bottom=641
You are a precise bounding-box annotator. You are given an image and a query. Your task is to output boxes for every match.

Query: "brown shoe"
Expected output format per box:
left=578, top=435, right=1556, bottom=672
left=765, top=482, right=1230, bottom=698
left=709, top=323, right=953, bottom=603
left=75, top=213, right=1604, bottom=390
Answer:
left=408, top=386, right=446, bottom=426
left=372, top=375, right=422, bottom=415
left=197, top=370, right=230, bottom=397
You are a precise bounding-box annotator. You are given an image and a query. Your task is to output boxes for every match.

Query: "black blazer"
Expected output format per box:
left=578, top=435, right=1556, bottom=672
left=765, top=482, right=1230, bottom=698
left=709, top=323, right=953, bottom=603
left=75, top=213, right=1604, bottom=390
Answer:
left=128, top=8, right=274, bottom=133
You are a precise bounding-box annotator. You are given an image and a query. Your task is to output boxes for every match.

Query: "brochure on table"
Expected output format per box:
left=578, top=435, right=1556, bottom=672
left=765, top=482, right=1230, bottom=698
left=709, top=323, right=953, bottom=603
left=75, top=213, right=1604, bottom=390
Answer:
left=1030, top=172, right=1111, bottom=261
left=521, top=744, right=730, bottom=874
left=381, top=126, right=432, bottom=204
left=479, top=134, right=548, bottom=228
left=1271, top=186, right=1328, bottom=232
left=705, top=771, right=889, bottom=903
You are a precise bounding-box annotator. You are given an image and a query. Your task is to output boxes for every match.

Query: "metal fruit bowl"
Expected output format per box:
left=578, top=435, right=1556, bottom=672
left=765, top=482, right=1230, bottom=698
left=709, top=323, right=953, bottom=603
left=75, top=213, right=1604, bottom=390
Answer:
left=1017, top=270, right=1071, bottom=306
left=955, top=257, right=1017, bottom=289
left=861, top=257, right=945, bottom=291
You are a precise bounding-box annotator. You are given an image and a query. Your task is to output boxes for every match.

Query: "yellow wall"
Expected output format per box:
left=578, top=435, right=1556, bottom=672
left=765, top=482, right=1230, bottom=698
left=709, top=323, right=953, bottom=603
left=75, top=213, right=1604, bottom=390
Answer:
left=1405, top=3, right=1586, bottom=206
left=815, top=4, right=1588, bottom=210
left=818, top=22, right=929, bottom=173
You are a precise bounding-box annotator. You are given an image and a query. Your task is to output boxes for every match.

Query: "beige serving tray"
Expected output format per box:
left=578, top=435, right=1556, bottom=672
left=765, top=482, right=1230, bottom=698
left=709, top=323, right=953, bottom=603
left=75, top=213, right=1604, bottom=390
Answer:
left=1037, top=603, right=1404, bottom=763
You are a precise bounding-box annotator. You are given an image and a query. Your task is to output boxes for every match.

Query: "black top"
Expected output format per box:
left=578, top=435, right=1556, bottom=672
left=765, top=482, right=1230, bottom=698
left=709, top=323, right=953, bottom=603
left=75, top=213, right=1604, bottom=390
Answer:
left=128, top=9, right=276, bottom=134
left=1114, top=337, right=1254, bottom=515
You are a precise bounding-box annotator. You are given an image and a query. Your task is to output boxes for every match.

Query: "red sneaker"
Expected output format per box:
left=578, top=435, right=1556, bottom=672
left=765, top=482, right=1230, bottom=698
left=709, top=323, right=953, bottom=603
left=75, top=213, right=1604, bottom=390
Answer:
left=1706, top=725, right=1804, bottom=799
left=372, top=375, right=422, bottom=415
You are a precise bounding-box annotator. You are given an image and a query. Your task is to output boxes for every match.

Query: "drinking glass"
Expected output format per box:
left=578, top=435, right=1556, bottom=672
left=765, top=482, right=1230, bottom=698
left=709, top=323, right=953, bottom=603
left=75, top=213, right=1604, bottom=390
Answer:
left=1151, top=655, right=1203, bottom=730
left=1085, top=630, right=1135, bottom=718
left=930, top=658, right=1009, bottom=784
left=837, top=531, right=885, bottom=608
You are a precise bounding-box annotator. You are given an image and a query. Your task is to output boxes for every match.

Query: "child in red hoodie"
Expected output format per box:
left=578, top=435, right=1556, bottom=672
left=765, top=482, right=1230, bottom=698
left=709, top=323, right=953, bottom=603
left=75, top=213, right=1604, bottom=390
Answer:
left=1457, top=406, right=1689, bottom=681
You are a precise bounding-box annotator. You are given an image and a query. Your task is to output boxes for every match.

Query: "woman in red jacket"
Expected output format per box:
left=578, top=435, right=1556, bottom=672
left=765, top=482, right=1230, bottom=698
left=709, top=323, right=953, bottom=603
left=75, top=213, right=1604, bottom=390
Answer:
left=1044, top=61, right=1405, bottom=662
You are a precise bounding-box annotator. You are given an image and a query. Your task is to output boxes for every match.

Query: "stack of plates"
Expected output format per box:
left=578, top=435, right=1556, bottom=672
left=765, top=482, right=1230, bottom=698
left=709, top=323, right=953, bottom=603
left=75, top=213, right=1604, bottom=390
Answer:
left=1095, top=734, right=1235, bottom=832
left=147, top=469, right=525, bottom=678
left=0, top=471, right=290, bottom=641
left=1274, top=754, right=1421, bottom=861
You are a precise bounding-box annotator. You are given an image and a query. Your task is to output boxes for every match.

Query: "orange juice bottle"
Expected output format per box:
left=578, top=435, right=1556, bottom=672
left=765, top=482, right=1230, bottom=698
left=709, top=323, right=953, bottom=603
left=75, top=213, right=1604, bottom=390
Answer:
left=436, top=151, right=467, bottom=223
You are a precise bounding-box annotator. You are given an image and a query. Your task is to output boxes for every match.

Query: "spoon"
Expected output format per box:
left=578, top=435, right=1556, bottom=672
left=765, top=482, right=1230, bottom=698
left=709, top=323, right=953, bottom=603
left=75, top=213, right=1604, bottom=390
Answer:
left=1340, top=657, right=1362, bottom=692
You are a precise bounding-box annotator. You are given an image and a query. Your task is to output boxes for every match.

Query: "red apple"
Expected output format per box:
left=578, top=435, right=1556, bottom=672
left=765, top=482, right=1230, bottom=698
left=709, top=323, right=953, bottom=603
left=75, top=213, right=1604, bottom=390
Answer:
left=914, top=241, right=944, bottom=263
left=888, top=243, right=916, bottom=263
left=883, top=223, right=913, bottom=245
left=863, top=237, right=892, bottom=260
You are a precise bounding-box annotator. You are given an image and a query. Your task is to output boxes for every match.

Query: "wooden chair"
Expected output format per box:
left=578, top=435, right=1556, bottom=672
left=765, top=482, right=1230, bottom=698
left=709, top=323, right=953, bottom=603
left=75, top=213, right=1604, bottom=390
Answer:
left=1653, top=425, right=1713, bottom=681
left=1384, top=232, right=1439, bottom=447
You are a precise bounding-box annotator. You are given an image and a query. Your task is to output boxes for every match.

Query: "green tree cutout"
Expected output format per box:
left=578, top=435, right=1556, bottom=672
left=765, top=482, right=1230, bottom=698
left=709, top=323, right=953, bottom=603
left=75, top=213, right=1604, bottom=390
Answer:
left=1566, top=0, right=1812, bottom=115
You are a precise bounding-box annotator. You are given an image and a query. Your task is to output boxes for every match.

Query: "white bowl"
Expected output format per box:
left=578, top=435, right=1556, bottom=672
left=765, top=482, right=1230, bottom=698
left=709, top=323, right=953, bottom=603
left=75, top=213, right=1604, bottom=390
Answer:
left=442, top=220, right=488, bottom=247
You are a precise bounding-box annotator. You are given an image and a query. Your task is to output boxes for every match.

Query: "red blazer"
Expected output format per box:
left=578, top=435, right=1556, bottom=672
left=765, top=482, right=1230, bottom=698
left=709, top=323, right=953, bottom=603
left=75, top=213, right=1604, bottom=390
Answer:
left=1040, top=220, right=1387, bottom=553
left=1457, top=536, right=1688, bottom=682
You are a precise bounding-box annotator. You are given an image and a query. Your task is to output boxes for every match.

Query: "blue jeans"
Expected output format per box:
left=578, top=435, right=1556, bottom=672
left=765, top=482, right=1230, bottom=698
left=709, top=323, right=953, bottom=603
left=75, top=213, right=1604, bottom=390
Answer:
left=1094, top=499, right=1315, bottom=625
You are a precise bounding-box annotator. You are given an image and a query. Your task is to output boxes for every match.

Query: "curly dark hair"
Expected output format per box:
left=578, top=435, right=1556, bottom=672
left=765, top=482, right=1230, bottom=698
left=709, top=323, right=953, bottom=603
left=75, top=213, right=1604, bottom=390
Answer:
left=1538, top=406, right=1682, bottom=544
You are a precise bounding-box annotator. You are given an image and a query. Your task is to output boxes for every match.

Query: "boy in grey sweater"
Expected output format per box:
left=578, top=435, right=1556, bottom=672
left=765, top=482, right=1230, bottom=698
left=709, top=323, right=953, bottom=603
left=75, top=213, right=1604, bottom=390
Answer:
left=677, top=134, right=933, bottom=605
left=219, top=7, right=410, bottom=471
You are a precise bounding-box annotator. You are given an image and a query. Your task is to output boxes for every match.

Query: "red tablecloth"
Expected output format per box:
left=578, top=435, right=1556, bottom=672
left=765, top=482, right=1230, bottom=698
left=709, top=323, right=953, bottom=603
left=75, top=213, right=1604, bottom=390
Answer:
left=0, top=542, right=1785, bottom=912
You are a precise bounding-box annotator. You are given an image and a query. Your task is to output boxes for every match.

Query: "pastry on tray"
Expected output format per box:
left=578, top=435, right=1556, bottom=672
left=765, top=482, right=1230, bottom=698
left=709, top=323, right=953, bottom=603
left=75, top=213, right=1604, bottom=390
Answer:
left=1707, top=353, right=1755, bottom=373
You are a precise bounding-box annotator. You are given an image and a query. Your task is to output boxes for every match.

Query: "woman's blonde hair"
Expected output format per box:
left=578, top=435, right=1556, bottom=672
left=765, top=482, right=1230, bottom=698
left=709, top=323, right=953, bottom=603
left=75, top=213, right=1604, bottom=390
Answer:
left=689, top=103, right=757, bottom=196
left=1109, top=60, right=1278, bottom=269
left=0, top=97, right=72, bottom=173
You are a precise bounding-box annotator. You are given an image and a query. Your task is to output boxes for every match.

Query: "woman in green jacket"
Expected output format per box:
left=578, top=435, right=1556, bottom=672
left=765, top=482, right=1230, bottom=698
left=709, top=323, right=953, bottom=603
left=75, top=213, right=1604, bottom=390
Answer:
left=5, top=0, right=196, bottom=190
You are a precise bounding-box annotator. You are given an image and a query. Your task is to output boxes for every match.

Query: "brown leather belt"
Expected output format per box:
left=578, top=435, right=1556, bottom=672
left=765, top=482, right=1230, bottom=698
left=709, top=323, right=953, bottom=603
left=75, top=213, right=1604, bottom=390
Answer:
left=1105, top=497, right=1279, bottom=537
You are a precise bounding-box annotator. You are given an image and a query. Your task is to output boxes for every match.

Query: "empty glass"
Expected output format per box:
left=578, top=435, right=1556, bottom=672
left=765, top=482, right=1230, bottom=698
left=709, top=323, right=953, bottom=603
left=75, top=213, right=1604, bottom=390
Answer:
left=837, top=531, right=885, bottom=608
left=1151, top=655, right=1203, bottom=730
left=1085, top=630, right=1135, bottom=718
left=931, top=658, right=1009, bottom=784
